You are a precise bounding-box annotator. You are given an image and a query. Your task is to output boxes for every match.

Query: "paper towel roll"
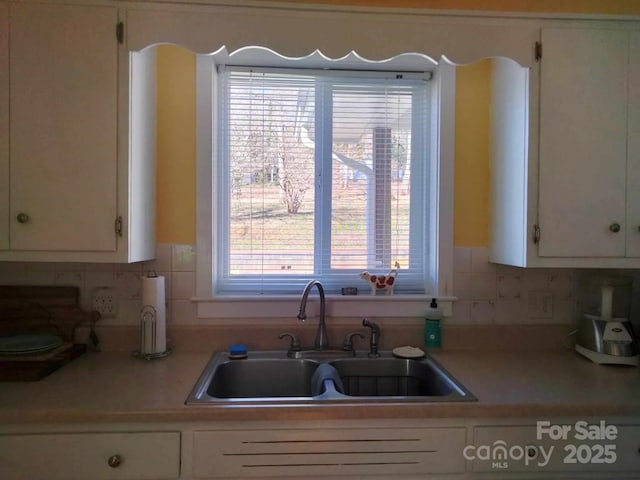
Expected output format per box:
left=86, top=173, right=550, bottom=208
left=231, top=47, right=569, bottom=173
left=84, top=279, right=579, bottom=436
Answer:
left=140, top=274, right=166, bottom=354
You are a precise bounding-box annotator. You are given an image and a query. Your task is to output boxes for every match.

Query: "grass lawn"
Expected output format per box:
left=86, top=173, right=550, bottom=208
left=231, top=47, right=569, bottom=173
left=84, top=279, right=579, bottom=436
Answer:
left=229, top=183, right=409, bottom=273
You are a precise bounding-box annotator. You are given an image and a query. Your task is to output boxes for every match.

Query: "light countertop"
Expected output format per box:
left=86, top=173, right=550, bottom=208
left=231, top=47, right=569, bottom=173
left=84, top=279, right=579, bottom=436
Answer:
left=1, top=348, right=639, bottom=425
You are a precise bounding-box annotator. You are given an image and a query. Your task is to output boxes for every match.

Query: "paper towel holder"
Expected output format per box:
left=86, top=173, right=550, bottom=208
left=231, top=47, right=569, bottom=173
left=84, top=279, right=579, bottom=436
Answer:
left=132, top=348, right=172, bottom=360
left=132, top=306, right=172, bottom=360
left=132, top=272, right=172, bottom=361
left=132, top=307, right=172, bottom=360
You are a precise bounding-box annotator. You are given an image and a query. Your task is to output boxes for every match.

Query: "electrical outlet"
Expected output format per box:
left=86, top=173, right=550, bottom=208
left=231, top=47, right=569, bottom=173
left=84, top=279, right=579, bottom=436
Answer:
left=92, top=287, right=118, bottom=317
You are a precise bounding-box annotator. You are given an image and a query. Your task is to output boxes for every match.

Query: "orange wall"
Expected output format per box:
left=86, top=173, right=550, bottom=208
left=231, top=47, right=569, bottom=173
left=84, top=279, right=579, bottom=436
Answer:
left=156, top=47, right=196, bottom=245
left=454, top=60, right=491, bottom=247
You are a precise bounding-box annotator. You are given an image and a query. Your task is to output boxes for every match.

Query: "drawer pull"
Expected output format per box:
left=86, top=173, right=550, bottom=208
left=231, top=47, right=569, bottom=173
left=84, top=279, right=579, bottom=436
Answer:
left=609, top=222, right=621, bottom=233
left=107, top=454, right=123, bottom=468
left=16, top=213, right=30, bottom=224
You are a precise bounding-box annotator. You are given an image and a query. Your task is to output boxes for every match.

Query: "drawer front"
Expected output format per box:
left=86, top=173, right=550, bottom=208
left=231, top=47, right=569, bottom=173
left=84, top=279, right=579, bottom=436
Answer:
left=0, top=431, right=180, bottom=480
left=473, top=424, right=640, bottom=474
left=193, top=427, right=466, bottom=478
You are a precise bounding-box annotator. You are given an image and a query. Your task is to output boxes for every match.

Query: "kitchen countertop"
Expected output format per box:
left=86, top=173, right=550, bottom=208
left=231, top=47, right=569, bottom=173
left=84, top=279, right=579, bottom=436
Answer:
left=1, top=348, right=639, bottom=425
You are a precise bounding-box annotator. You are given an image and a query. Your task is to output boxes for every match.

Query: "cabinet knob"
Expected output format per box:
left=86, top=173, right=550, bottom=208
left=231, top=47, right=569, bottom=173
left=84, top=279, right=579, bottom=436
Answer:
left=609, top=222, right=621, bottom=233
left=107, top=454, right=123, bottom=468
left=16, top=213, right=30, bottom=224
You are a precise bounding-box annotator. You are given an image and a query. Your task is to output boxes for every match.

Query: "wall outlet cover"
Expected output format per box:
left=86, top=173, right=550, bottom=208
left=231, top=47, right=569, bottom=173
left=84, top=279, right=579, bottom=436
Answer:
left=92, top=287, right=118, bottom=317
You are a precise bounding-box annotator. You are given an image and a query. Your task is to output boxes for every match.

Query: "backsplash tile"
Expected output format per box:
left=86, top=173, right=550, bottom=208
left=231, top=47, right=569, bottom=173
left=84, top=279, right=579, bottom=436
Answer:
left=453, top=272, right=471, bottom=299
left=152, top=243, right=172, bottom=272
left=453, top=248, right=576, bottom=325
left=172, top=244, right=196, bottom=272
left=497, top=273, right=521, bottom=299
left=470, top=300, right=496, bottom=324
left=0, top=245, right=584, bottom=327
left=470, top=272, right=497, bottom=300
left=470, top=247, right=497, bottom=274
left=495, top=299, right=524, bottom=324
left=172, top=271, right=195, bottom=300
left=453, top=247, right=472, bottom=273
left=115, top=271, right=142, bottom=300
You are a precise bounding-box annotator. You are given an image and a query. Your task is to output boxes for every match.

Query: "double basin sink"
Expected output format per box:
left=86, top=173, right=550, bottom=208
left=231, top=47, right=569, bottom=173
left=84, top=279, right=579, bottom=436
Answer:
left=186, top=350, right=475, bottom=404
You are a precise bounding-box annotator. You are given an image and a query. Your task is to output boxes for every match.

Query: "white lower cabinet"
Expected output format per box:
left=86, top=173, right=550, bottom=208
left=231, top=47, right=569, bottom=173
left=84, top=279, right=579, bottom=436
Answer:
left=192, top=427, right=467, bottom=478
left=4, top=420, right=640, bottom=479
left=0, top=431, right=181, bottom=480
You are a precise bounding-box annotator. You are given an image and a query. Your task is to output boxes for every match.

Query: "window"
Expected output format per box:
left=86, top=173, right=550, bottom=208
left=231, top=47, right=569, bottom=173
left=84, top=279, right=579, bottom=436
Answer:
left=196, top=49, right=455, bottom=311
left=217, top=67, right=430, bottom=294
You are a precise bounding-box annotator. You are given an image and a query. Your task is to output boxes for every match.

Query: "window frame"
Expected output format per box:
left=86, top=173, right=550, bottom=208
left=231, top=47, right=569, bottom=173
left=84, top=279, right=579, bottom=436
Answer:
left=194, top=53, right=456, bottom=319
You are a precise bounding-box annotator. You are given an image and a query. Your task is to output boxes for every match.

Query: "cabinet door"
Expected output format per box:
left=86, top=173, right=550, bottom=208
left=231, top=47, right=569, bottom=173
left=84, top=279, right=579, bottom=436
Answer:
left=627, top=32, right=640, bottom=257
left=539, top=28, right=628, bottom=258
left=9, top=3, right=118, bottom=252
left=0, top=431, right=181, bottom=480
left=0, top=2, right=8, bottom=251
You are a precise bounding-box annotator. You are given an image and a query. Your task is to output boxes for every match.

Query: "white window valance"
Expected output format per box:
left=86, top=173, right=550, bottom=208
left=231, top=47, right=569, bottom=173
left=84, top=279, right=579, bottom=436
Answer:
left=126, top=5, right=539, bottom=67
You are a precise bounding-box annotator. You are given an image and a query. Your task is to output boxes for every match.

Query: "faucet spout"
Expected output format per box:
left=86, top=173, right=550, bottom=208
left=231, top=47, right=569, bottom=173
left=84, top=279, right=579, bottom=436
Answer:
left=297, top=280, right=329, bottom=349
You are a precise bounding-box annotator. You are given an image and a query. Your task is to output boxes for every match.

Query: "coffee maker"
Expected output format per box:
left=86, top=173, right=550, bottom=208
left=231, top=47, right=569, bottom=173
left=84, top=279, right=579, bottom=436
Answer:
left=575, top=275, right=639, bottom=366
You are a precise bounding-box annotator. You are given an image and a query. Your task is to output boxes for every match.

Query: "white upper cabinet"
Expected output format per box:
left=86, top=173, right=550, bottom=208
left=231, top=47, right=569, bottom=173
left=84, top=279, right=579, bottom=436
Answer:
left=538, top=28, right=629, bottom=259
left=627, top=32, right=640, bottom=258
left=0, top=2, right=155, bottom=262
left=9, top=3, right=118, bottom=253
left=491, top=26, right=640, bottom=268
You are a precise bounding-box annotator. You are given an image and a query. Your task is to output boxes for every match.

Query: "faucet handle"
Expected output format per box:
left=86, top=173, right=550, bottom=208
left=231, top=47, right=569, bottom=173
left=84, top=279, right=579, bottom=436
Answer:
left=362, top=318, right=380, bottom=333
left=342, top=332, right=365, bottom=352
left=278, top=332, right=302, bottom=353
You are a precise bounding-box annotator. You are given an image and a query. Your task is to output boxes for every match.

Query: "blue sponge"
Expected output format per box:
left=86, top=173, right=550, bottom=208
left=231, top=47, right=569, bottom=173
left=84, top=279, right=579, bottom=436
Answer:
left=228, top=344, right=248, bottom=359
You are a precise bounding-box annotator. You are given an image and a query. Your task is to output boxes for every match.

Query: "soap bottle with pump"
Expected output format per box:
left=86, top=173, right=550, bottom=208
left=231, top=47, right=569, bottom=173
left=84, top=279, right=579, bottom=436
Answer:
left=424, top=298, right=442, bottom=349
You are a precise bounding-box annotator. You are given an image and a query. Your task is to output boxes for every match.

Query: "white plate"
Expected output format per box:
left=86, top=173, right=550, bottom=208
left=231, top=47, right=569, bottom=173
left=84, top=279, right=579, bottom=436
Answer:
left=392, top=345, right=426, bottom=359
left=0, top=334, right=64, bottom=355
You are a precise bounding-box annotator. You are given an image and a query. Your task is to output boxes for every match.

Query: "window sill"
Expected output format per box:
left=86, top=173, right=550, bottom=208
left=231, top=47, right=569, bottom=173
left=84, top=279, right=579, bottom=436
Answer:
left=193, top=294, right=454, bottom=319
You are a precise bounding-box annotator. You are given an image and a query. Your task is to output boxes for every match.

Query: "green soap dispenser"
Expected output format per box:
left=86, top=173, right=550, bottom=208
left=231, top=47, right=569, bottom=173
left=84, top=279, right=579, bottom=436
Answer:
left=424, top=298, right=442, bottom=349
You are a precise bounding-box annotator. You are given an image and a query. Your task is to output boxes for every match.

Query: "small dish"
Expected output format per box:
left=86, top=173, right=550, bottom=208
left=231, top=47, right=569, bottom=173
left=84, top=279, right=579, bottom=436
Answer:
left=0, top=334, right=64, bottom=356
left=392, top=345, right=426, bottom=359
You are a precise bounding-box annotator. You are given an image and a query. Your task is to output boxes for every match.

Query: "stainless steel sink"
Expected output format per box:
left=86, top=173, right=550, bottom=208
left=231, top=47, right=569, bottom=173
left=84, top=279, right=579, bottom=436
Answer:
left=207, top=358, right=320, bottom=398
left=328, top=357, right=457, bottom=397
left=186, top=350, right=475, bottom=404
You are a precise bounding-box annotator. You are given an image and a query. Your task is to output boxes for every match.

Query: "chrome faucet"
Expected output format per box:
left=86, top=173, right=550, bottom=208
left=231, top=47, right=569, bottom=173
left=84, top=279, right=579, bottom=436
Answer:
left=362, top=318, right=380, bottom=358
left=297, top=280, right=329, bottom=349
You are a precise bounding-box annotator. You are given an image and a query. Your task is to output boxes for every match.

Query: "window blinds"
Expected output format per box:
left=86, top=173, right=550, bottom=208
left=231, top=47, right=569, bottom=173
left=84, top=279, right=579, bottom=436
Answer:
left=218, top=68, right=430, bottom=294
